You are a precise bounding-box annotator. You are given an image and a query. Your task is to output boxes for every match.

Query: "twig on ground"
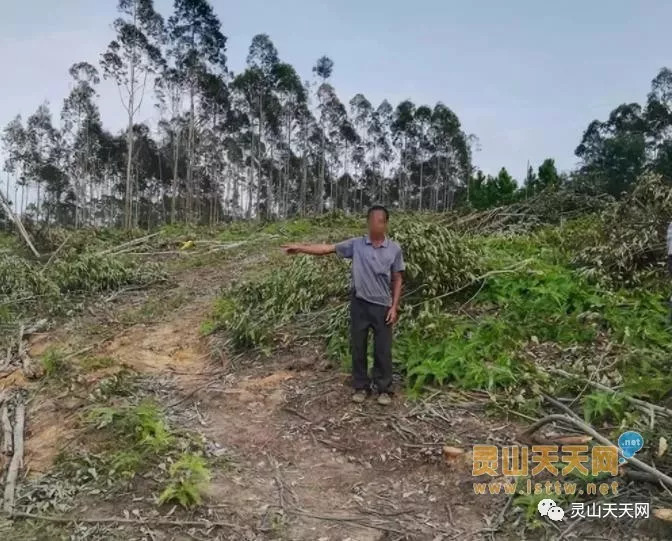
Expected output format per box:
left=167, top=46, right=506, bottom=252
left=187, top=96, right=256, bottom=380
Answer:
left=7, top=512, right=238, bottom=529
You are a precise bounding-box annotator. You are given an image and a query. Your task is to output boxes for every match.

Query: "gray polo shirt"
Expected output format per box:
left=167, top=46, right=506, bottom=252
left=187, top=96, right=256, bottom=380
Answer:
left=335, top=235, right=405, bottom=306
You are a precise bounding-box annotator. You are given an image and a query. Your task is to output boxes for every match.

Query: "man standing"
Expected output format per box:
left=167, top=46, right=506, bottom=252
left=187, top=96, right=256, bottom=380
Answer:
left=282, top=205, right=404, bottom=405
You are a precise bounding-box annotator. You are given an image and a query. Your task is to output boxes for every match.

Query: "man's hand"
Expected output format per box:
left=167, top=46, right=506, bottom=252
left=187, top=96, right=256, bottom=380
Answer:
left=385, top=305, right=398, bottom=326
left=281, top=243, right=302, bottom=254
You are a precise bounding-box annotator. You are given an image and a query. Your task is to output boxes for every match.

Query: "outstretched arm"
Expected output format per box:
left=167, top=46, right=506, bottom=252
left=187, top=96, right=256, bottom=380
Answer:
left=281, top=243, right=336, bottom=256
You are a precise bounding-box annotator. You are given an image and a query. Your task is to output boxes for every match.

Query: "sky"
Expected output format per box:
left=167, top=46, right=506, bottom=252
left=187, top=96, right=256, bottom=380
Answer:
left=2, top=0, right=672, bottom=194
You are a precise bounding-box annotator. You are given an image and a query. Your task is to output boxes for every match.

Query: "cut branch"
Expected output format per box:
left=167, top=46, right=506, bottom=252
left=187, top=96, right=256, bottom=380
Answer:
left=521, top=413, right=672, bottom=489
left=3, top=397, right=25, bottom=514
left=0, top=188, right=40, bottom=258
left=547, top=367, right=672, bottom=418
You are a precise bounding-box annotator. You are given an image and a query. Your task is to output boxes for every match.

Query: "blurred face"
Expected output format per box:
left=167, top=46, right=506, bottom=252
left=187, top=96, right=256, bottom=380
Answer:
left=367, top=209, right=388, bottom=237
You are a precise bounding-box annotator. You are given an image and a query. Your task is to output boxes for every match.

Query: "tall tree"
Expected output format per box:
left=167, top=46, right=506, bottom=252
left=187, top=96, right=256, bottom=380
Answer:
left=313, top=55, right=334, bottom=213
left=168, top=0, right=227, bottom=221
left=575, top=103, right=647, bottom=196
left=61, top=62, right=103, bottom=226
left=101, top=0, right=164, bottom=229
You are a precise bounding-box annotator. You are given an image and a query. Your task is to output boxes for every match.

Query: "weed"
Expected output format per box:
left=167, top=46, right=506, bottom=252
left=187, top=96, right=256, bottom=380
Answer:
left=87, top=400, right=173, bottom=453
left=582, top=392, right=627, bottom=424
left=158, top=453, right=211, bottom=508
left=80, top=356, right=115, bottom=371
left=41, top=348, right=69, bottom=380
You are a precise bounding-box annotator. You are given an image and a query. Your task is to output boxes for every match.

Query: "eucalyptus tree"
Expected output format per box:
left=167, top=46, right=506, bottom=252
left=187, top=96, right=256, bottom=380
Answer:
left=349, top=93, right=373, bottom=203
left=155, top=67, right=186, bottom=222
left=374, top=100, right=393, bottom=204
left=313, top=55, right=334, bottom=213
left=168, top=0, right=227, bottom=220
left=414, top=105, right=432, bottom=210
left=61, top=62, right=103, bottom=226
left=26, top=103, right=61, bottom=223
left=274, top=63, right=305, bottom=217
left=317, top=83, right=347, bottom=208
left=2, top=117, right=28, bottom=216
left=575, top=103, right=647, bottom=196
left=392, top=100, right=416, bottom=209
left=101, top=0, right=165, bottom=229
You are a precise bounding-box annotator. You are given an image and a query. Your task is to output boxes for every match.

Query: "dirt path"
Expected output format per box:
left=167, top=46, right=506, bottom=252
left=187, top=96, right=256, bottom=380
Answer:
left=19, top=259, right=513, bottom=540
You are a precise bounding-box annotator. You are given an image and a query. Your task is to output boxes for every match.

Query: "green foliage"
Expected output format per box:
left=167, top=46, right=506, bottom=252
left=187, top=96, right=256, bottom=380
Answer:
left=40, top=348, right=69, bottom=379
left=399, top=312, right=520, bottom=391
left=212, top=255, right=350, bottom=349
left=0, top=249, right=164, bottom=328
left=389, top=218, right=480, bottom=298
left=582, top=392, right=627, bottom=423
left=158, top=454, right=211, bottom=508
left=469, top=168, right=518, bottom=209
left=87, top=400, right=173, bottom=453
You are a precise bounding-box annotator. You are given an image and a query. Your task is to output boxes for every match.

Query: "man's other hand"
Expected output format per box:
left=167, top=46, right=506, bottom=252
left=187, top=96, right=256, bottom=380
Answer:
left=282, top=243, right=301, bottom=254
left=385, top=306, right=398, bottom=325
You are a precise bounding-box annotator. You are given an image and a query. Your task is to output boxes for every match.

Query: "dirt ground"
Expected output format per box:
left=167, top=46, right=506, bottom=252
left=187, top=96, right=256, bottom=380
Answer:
left=7, top=255, right=654, bottom=540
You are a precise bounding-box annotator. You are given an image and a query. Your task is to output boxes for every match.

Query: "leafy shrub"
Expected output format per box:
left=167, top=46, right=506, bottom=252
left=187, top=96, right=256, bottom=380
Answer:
left=87, top=401, right=173, bottom=453
left=158, top=454, right=211, bottom=508
left=582, top=391, right=626, bottom=423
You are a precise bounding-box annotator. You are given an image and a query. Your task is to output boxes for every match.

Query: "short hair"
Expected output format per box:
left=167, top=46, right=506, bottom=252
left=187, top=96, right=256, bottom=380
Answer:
left=367, top=205, right=389, bottom=222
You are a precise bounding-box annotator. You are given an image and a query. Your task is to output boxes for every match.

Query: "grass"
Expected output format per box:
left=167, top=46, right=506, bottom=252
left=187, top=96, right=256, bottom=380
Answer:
left=40, top=348, right=70, bottom=380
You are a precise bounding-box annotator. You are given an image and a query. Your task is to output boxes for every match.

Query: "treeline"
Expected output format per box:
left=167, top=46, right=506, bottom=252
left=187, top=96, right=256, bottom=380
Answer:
left=1, top=0, right=474, bottom=230
left=2, top=0, right=671, bottom=231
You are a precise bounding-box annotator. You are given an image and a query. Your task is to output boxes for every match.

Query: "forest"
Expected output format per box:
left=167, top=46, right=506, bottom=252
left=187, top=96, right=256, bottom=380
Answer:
left=3, top=1, right=672, bottom=540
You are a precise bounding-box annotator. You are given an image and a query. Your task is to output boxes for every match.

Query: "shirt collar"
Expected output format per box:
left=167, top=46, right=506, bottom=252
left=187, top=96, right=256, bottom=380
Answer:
left=365, top=235, right=389, bottom=248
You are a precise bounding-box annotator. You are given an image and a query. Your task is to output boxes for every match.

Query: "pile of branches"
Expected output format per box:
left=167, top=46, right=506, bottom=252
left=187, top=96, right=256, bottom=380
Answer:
left=0, top=247, right=165, bottom=337
left=214, top=219, right=481, bottom=350
left=573, top=173, right=672, bottom=285
left=447, top=188, right=613, bottom=234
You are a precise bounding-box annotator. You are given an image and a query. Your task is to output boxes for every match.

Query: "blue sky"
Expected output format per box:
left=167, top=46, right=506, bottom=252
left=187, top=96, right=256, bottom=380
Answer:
left=2, top=0, right=672, bottom=184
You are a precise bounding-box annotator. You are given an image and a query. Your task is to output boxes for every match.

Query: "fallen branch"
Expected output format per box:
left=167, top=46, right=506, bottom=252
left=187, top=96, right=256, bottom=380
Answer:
left=97, top=233, right=160, bottom=256
left=1, top=400, right=12, bottom=456
left=3, top=397, right=25, bottom=513
left=521, top=413, right=672, bottom=489
left=547, top=367, right=672, bottom=418
left=42, top=234, right=71, bottom=269
left=7, top=511, right=238, bottom=529
left=0, top=188, right=40, bottom=258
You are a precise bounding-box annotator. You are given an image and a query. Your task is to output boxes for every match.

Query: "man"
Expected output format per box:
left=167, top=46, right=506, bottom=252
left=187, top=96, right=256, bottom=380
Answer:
left=281, top=205, right=404, bottom=405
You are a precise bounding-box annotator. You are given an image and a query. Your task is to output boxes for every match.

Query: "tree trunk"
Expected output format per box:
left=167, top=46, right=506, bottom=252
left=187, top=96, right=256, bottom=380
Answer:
left=171, top=129, right=180, bottom=224
left=123, top=3, right=138, bottom=230
left=257, top=93, right=263, bottom=219
left=186, top=84, right=196, bottom=222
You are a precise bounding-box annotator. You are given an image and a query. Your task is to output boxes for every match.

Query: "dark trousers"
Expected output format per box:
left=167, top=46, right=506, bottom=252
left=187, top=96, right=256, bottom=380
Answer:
left=350, top=295, right=393, bottom=393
